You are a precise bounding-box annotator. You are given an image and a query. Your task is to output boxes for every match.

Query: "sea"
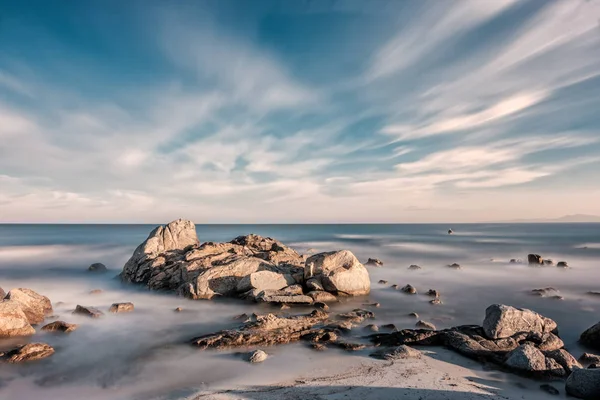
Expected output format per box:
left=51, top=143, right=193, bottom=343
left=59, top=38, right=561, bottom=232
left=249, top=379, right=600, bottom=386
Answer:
left=0, top=223, right=599, bottom=399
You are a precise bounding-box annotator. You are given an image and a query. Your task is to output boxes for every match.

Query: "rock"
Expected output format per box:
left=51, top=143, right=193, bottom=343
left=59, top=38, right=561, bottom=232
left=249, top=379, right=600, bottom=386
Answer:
left=72, top=305, right=104, bottom=318
left=311, top=343, right=327, bottom=351
left=557, top=261, right=569, bottom=268
left=587, top=291, right=600, bottom=297
left=0, top=287, right=5, bottom=298
left=307, top=291, right=337, bottom=303
left=257, top=293, right=313, bottom=305
left=531, top=287, right=559, bottom=297
left=248, top=349, right=268, bottom=363
left=408, top=265, right=421, bottom=270
left=536, top=332, right=564, bottom=351
left=313, top=302, right=329, bottom=312
left=482, top=304, right=557, bottom=339
left=41, top=320, right=78, bottom=333
left=0, top=300, right=36, bottom=337
left=305, top=250, right=370, bottom=296
left=365, top=324, right=379, bottom=332
left=338, top=309, right=374, bottom=324
left=540, top=384, right=560, bottom=395
left=551, top=295, right=564, bottom=300
left=416, top=320, right=436, bottom=330
left=236, top=271, right=295, bottom=293
left=378, top=280, right=388, bottom=284
left=430, top=299, right=443, bottom=305
left=363, top=302, right=380, bottom=308
left=401, top=284, right=417, bottom=294
left=545, top=348, right=582, bottom=373
left=1, top=343, right=54, bottom=363
left=448, top=229, right=453, bottom=234
left=427, top=289, right=440, bottom=298
left=544, top=259, right=555, bottom=266
left=504, top=343, right=565, bottom=376
left=370, top=329, right=444, bottom=347
left=4, top=288, right=53, bottom=325
left=509, top=259, right=520, bottom=264
left=528, top=254, right=544, bottom=265
left=370, top=345, right=422, bottom=360
left=89, top=289, right=103, bottom=295
left=581, top=322, right=600, bottom=350
left=566, top=367, right=600, bottom=399
left=333, top=341, right=366, bottom=351
left=580, top=353, right=600, bottom=366
left=390, top=284, right=399, bottom=289
left=408, top=312, right=419, bottom=318
left=365, top=258, right=383, bottom=267
left=191, top=310, right=329, bottom=349
left=88, top=263, right=108, bottom=273
left=448, top=263, right=461, bottom=269
left=120, top=219, right=200, bottom=285
left=109, top=302, right=134, bottom=313
left=306, top=278, right=324, bottom=291
left=174, top=307, right=183, bottom=312
left=280, top=304, right=290, bottom=310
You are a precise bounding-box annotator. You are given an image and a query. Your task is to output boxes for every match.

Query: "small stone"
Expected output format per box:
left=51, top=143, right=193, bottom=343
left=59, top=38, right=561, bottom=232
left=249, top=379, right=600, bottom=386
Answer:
left=378, top=280, right=388, bottom=284
left=365, top=324, right=379, bottom=332
left=430, top=298, right=443, bottom=305
left=41, top=321, right=78, bottom=333
left=401, top=284, right=417, bottom=295
left=334, top=341, right=366, bottom=351
left=539, top=384, right=559, bottom=395
left=391, top=284, right=399, bottom=290
left=363, top=302, right=380, bottom=308
left=408, top=312, right=419, bottom=318
left=248, top=349, right=268, bottom=363
left=370, top=345, right=422, bottom=360
left=543, top=259, right=555, bottom=266
left=427, top=289, right=440, bottom=298
left=311, top=343, right=327, bottom=351
left=557, top=261, right=569, bottom=268
left=73, top=305, right=103, bottom=318
left=380, top=323, right=397, bottom=331
left=109, top=302, right=134, bottom=313
left=280, top=304, right=291, bottom=310
left=88, top=263, right=108, bottom=273
left=365, top=258, right=383, bottom=267
left=408, top=264, right=421, bottom=270
left=551, top=295, right=564, bottom=300
left=448, top=263, right=461, bottom=269
left=416, top=320, right=436, bottom=330
left=174, top=307, right=183, bottom=312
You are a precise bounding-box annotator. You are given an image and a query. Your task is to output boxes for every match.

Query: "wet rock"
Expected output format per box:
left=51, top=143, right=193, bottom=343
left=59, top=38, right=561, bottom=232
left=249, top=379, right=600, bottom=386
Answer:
left=4, top=288, right=53, bottom=325
left=427, top=289, right=440, bottom=298
left=448, top=229, right=453, bottom=235
left=313, top=302, right=329, bottom=312
left=587, top=291, right=600, bottom=297
left=408, top=312, right=419, bottom=318
left=41, top=320, right=78, bottom=333
left=191, top=310, right=330, bottom=349
left=401, top=284, right=417, bottom=295
left=566, top=367, right=600, bottom=399
left=303, top=330, right=338, bottom=343
left=370, top=345, right=422, bottom=360
left=557, top=261, right=569, bottom=268
left=256, top=288, right=314, bottom=305
left=333, top=341, right=366, bottom=351
left=528, top=254, right=544, bottom=265
left=307, top=291, right=337, bottom=303
left=89, top=289, right=103, bottom=295
left=109, top=302, right=134, bottom=313
left=448, top=263, right=461, bottom=269
left=365, top=258, right=383, bottom=267
left=248, top=349, right=268, bottom=363
left=1, top=343, right=54, bottom=363
left=311, top=343, right=327, bottom=351
left=483, top=304, right=557, bottom=339
left=0, top=300, right=36, bottom=337
left=552, top=295, right=564, bottom=300
left=430, top=298, right=443, bottom=305
left=504, top=343, right=565, bottom=376
left=233, top=313, right=249, bottom=321
left=580, top=322, right=600, bottom=350
left=305, top=250, right=370, bottom=296
left=72, top=305, right=104, bottom=318
left=408, top=264, right=421, bottom=270
left=540, top=384, right=559, bottom=395
left=378, top=280, right=388, bottom=284
left=88, top=263, right=108, bottom=273
left=416, top=320, right=436, bottom=330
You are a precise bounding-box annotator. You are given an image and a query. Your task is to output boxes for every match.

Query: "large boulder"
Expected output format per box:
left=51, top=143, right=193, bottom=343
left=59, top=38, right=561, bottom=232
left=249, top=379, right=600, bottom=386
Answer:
left=504, top=343, right=565, bottom=376
left=4, top=288, right=53, bottom=325
left=483, top=304, right=557, bottom=339
left=0, top=300, right=36, bottom=337
left=120, top=219, right=199, bottom=284
left=566, top=367, right=600, bottom=399
left=580, top=322, right=600, bottom=350
left=304, top=250, right=370, bottom=296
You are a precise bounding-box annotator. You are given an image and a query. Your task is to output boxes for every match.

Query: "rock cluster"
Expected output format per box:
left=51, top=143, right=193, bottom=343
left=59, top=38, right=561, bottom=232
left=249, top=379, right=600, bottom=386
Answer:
left=120, top=219, right=370, bottom=303
left=0, top=288, right=53, bottom=337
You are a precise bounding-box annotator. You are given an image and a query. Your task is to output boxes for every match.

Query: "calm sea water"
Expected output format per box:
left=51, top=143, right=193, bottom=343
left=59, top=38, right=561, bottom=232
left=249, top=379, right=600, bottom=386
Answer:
left=0, top=223, right=599, bottom=400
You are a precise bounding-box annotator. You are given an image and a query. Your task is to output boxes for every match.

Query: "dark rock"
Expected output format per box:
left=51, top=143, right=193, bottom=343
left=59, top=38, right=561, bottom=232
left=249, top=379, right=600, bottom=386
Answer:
left=378, top=280, right=388, bottom=284
left=109, top=302, right=134, bottom=313
left=540, top=384, right=559, bottom=395
left=72, top=305, right=104, bottom=318
left=333, top=341, right=366, bottom=351
left=430, top=299, right=443, bottom=305
left=587, top=291, right=600, bottom=297
left=427, top=289, right=440, bottom=298
left=401, top=284, right=417, bottom=295
left=408, top=264, right=421, bottom=270
left=580, top=353, right=600, bottom=366
left=544, top=259, right=555, bottom=266
left=41, top=320, right=78, bottom=333
left=528, top=254, right=544, bottom=265
left=581, top=322, right=600, bottom=350
left=566, top=367, right=600, bottom=399
left=233, top=313, right=249, bottom=321
left=370, top=329, right=444, bottom=347
left=380, top=324, right=397, bottom=331
left=557, top=261, right=569, bottom=268
left=531, top=287, right=559, bottom=297
left=448, top=263, right=461, bottom=269
left=88, top=263, right=108, bottom=273
left=448, top=229, right=453, bottom=235
left=313, top=302, right=329, bottom=312
left=365, top=258, right=383, bottom=267
left=390, top=284, right=399, bottom=290
left=1, top=343, right=54, bottom=363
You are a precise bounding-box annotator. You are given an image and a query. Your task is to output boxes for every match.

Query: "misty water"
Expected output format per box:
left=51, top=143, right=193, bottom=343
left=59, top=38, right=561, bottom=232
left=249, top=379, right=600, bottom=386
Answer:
left=1, top=223, right=600, bottom=399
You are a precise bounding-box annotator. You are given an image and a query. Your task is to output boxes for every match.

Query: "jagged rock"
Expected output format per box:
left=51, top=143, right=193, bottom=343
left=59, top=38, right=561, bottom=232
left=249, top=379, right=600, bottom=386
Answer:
left=402, top=284, right=417, bottom=295
left=41, top=320, right=78, bottom=333
left=408, top=264, right=421, bottom=270
left=365, top=258, right=383, bottom=267
left=504, top=343, right=565, bottom=376
left=0, top=300, right=36, bottom=337
left=109, top=302, right=134, bottom=313
left=73, top=305, right=104, bottom=318
left=545, top=349, right=582, bottom=373
left=191, top=310, right=329, bottom=349
left=390, top=284, right=399, bottom=289
left=370, top=345, right=422, bottom=360
left=483, top=304, right=557, bottom=339
left=88, top=263, right=108, bottom=273
left=302, top=330, right=338, bottom=343
left=528, top=254, right=544, bottom=265
left=427, top=289, right=440, bottom=298
left=307, top=291, right=337, bottom=303
left=257, top=292, right=313, bottom=305
left=535, top=332, right=564, bottom=351
left=416, top=320, right=436, bottom=330
left=4, top=288, right=53, bottom=325
left=1, top=343, right=54, bottom=363
left=448, top=263, right=461, bottom=269
left=580, top=322, right=600, bottom=350
left=378, top=280, right=388, bottom=284
left=566, top=367, right=600, bottom=399
left=248, top=349, right=268, bottom=363
left=557, top=261, right=569, bottom=268
left=540, top=384, right=560, bottom=395
left=230, top=234, right=303, bottom=266
left=236, top=271, right=295, bottom=293
left=306, top=278, right=324, bottom=291
left=304, top=250, right=370, bottom=296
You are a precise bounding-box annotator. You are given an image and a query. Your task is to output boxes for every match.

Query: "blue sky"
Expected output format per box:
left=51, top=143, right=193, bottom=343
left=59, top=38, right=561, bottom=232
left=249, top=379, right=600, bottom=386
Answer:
left=1, top=0, right=599, bottom=223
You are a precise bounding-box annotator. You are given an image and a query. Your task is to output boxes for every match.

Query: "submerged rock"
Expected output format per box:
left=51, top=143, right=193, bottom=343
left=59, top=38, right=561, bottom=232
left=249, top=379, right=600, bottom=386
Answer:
left=4, top=288, right=53, bottom=325
left=109, top=302, right=134, bottom=313
left=1, top=342, right=54, bottom=363
left=73, top=305, right=104, bottom=318
left=483, top=304, right=557, bottom=339
left=540, top=384, right=560, bottom=395
left=88, top=263, right=108, bottom=273
left=377, top=279, right=388, bottom=284
left=0, top=300, right=36, bottom=337
left=427, top=289, right=440, bottom=298
left=41, top=320, right=78, bottom=333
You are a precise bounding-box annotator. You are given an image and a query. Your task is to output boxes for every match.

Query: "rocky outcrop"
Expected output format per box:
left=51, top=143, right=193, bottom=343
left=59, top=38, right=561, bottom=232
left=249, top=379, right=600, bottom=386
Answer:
left=41, top=320, right=78, bottom=333
left=304, top=250, right=370, bottom=296
left=580, top=322, right=600, bottom=350
left=0, top=300, right=36, bottom=337
left=483, top=304, right=557, bottom=339
left=566, top=368, right=600, bottom=399
left=4, top=288, right=53, bottom=325
left=109, top=302, right=134, bottom=313
left=1, top=343, right=54, bottom=363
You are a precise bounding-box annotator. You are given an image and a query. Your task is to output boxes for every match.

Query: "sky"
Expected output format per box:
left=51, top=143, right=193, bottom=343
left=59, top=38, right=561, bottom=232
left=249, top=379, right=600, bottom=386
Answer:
left=1, top=0, right=600, bottom=223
